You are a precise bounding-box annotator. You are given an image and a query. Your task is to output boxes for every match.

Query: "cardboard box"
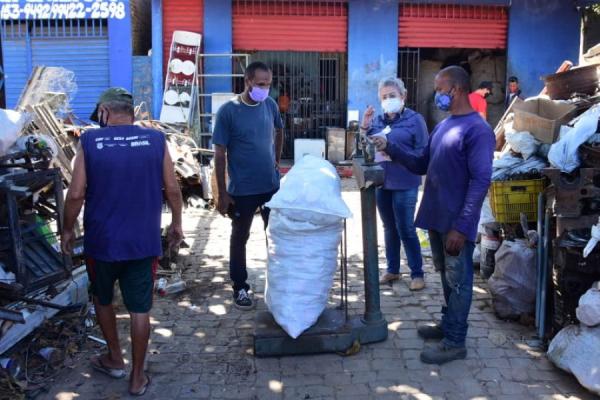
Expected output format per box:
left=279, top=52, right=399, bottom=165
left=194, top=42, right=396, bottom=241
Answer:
left=512, top=98, right=576, bottom=144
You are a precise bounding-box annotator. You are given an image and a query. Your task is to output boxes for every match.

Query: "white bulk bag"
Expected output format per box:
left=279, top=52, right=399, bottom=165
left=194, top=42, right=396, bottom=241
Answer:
left=548, top=325, right=600, bottom=395
left=266, top=155, right=352, bottom=221
left=265, top=211, right=342, bottom=338
left=576, top=285, right=600, bottom=327
left=264, top=155, right=351, bottom=338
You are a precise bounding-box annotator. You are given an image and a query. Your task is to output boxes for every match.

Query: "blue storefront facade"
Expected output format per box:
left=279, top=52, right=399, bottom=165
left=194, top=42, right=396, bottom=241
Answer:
left=0, top=0, right=133, bottom=119
left=150, top=0, right=592, bottom=135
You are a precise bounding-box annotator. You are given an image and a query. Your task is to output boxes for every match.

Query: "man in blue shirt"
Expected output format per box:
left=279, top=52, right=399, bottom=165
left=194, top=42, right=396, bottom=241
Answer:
left=61, top=88, right=183, bottom=395
left=372, top=66, right=495, bottom=364
left=213, top=62, right=284, bottom=310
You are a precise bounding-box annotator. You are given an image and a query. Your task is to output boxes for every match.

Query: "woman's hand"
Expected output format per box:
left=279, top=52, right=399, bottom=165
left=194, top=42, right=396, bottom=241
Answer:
left=371, top=135, right=387, bottom=151
left=361, top=106, right=376, bottom=130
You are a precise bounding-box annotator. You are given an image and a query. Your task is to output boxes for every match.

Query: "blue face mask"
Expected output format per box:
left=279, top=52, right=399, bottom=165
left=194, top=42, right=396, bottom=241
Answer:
left=434, top=91, right=453, bottom=112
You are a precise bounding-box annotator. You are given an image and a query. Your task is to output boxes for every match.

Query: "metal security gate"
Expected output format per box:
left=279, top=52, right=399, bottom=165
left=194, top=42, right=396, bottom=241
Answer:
left=398, top=48, right=420, bottom=112
left=398, top=4, right=508, bottom=49
left=234, top=51, right=348, bottom=159
left=1, top=19, right=109, bottom=118
left=233, top=0, right=348, bottom=52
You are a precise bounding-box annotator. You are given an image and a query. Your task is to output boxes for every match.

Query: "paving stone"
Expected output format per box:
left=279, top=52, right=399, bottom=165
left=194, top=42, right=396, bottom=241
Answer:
left=41, top=182, right=593, bottom=400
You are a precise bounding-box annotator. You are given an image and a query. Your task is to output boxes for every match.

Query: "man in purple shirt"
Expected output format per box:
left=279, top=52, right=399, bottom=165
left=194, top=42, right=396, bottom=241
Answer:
left=372, top=66, right=495, bottom=364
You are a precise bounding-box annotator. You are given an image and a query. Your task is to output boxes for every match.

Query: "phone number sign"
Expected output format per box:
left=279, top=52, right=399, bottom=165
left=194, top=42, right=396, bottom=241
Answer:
left=0, top=0, right=127, bottom=20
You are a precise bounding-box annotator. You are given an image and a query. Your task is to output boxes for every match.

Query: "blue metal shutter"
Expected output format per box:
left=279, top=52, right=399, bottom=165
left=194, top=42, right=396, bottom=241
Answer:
left=1, top=21, right=29, bottom=109
left=2, top=39, right=28, bottom=108
left=31, top=37, right=110, bottom=119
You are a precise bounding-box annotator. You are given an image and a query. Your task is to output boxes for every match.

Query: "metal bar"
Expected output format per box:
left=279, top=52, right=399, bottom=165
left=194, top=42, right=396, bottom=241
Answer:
left=343, top=218, right=348, bottom=322
left=539, top=207, right=552, bottom=340
left=198, top=74, right=245, bottom=78
left=6, top=192, right=27, bottom=289
left=535, top=192, right=544, bottom=330
left=198, top=53, right=252, bottom=58
left=0, top=307, right=25, bottom=324
left=361, top=186, right=383, bottom=324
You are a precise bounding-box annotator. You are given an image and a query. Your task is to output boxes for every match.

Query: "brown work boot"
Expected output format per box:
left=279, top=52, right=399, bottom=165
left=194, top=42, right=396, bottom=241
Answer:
left=379, top=273, right=400, bottom=285
left=410, top=277, right=425, bottom=291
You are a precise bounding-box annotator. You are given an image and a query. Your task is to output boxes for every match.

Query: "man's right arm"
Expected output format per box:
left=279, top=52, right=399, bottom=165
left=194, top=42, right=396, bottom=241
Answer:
left=385, top=136, right=431, bottom=176
left=214, top=145, right=233, bottom=215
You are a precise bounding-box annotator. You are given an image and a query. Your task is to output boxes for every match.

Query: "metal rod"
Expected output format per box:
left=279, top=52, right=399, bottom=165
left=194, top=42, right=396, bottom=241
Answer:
left=361, top=186, right=383, bottom=324
left=344, top=218, right=348, bottom=322
left=535, top=192, right=544, bottom=330
left=539, top=207, right=552, bottom=340
left=0, top=307, right=25, bottom=323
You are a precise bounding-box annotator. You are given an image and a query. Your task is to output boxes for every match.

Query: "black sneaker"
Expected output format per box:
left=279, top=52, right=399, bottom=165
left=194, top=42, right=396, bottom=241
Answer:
left=233, top=289, right=254, bottom=310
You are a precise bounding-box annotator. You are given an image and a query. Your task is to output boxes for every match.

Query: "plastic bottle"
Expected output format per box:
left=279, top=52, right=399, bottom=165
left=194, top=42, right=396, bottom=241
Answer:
left=162, top=280, right=186, bottom=295
left=156, top=278, right=168, bottom=296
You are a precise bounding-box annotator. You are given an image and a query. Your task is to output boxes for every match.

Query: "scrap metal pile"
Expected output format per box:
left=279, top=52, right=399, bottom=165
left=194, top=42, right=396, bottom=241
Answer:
left=0, top=66, right=213, bottom=395
left=479, top=58, right=600, bottom=339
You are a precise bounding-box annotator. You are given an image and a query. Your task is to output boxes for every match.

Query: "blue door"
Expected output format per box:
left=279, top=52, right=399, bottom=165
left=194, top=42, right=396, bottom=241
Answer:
left=1, top=19, right=109, bottom=119
left=1, top=22, right=29, bottom=108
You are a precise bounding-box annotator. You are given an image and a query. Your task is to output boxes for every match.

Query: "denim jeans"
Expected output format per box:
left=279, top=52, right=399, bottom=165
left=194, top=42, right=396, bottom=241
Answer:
left=376, top=188, right=423, bottom=279
left=428, top=230, right=475, bottom=348
left=229, top=191, right=275, bottom=292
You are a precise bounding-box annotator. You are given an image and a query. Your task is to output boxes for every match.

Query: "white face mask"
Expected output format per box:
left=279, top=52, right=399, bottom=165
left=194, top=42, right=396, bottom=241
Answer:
left=381, top=97, right=404, bottom=114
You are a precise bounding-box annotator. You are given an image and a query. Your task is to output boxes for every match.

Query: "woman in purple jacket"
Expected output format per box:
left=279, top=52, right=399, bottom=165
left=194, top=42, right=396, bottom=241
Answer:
left=360, top=77, right=429, bottom=291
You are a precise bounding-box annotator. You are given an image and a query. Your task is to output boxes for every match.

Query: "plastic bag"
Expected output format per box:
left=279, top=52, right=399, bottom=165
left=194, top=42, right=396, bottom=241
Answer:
left=576, top=285, right=600, bottom=327
left=265, top=210, right=342, bottom=338
left=548, top=324, right=600, bottom=395
left=0, top=109, right=28, bottom=156
left=583, top=219, right=600, bottom=258
left=488, top=239, right=536, bottom=318
left=478, top=197, right=495, bottom=234
left=417, top=229, right=431, bottom=258
left=505, top=131, right=540, bottom=160
left=548, top=104, right=600, bottom=173
left=266, top=155, right=352, bottom=220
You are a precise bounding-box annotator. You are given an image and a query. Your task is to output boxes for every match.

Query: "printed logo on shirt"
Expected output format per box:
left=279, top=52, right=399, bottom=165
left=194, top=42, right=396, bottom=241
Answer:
left=131, top=140, right=150, bottom=147
left=93, top=134, right=152, bottom=150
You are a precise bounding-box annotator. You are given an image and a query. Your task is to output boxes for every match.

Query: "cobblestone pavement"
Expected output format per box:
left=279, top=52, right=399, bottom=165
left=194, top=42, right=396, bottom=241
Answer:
left=46, top=179, right=595, bottom=400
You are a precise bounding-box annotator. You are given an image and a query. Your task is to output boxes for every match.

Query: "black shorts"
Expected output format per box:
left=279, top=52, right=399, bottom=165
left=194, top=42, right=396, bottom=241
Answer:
left=86, top=257, right=157, bottom=313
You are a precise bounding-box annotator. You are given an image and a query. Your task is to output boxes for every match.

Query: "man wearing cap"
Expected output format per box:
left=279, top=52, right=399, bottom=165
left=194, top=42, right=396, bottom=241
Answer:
left=61, top=88, right=183, bottom=396
left=468, top=81, right=493, bottom=121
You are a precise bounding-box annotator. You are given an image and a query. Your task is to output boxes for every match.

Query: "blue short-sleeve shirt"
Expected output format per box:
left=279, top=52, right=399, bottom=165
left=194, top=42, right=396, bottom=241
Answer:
left=212, top=96, right=283, bottom=196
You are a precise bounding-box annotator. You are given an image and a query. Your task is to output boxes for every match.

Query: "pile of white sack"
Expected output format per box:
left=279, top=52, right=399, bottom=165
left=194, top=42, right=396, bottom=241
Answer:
left=264, top=155, right=352, bottom=338
left=548, top=283, right=600, bottom=395
left=488, top=239, right=536, bottom=319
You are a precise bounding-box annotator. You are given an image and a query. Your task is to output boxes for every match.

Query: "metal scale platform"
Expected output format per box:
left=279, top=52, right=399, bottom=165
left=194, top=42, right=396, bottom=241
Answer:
left=253, top=152, right=388, bottom=357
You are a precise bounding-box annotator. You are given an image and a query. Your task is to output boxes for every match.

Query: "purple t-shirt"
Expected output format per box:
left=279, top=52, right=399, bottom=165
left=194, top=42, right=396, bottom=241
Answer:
left=385, top=112, right=495, bottom=241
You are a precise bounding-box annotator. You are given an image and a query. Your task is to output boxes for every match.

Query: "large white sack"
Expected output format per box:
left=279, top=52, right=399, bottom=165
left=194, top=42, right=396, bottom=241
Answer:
left=0, top=109, right=28, bottom=156
left=488, top=239, right=536, bottom=318
left=576, top=285, right=600, bottom=327
left=265, top=210, right=342, bottom=338
left=505, top=130, right=540, bottom=160
left=548, top=104, right=600, bottom=173
left=548, top=324, right=600, bottom=395
left=266, top=155, right=352, bottom=223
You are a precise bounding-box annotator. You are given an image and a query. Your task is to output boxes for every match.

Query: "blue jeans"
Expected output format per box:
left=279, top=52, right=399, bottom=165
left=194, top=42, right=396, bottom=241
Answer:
left=429, top=230, right=475, bottom=348
left=376, top=188, right=423, bottom=279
